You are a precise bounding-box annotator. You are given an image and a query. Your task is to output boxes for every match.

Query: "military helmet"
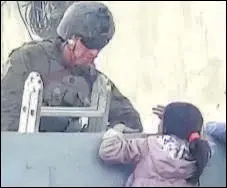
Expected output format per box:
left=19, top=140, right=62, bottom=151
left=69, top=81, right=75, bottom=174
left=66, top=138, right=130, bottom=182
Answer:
left=57, top=1, right=115, bottom=49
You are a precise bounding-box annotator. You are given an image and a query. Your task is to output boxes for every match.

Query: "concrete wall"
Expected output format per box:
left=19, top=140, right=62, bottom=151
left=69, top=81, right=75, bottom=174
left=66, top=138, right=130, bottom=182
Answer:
left=97, top=1, right=226, bottom=132
left=1, top=1, right=226, bottom=132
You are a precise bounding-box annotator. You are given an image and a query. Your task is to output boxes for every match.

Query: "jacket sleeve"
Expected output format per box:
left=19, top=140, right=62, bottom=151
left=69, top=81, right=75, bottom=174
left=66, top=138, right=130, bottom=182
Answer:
left=99, top=129, right=149, bottom=164
left=1, top=48, right=31, bottom=131
left=108, top=82, right=143, bottom=132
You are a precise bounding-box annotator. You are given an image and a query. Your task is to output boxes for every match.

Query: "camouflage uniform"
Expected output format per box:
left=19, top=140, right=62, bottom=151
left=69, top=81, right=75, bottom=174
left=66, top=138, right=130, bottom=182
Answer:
left=1, top=39, right=143, bottom=132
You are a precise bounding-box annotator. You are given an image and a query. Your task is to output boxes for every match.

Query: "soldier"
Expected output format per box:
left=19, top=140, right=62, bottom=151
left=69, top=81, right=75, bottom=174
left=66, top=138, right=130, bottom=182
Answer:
left=1, top=1, right=143, bottom=133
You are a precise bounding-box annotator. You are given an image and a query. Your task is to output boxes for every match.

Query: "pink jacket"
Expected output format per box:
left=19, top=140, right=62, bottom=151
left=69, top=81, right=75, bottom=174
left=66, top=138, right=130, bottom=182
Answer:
left=99, top=129, right=196, bottom=187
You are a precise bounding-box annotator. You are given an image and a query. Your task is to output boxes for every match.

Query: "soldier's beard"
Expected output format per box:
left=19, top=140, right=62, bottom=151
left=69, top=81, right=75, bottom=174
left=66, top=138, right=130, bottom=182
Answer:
left=71, top=56, right=96, bottom=67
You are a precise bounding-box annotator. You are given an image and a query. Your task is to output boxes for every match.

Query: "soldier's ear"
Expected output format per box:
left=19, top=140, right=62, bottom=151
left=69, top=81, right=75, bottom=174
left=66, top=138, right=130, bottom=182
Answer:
left=67, top=36, right=78, bottom=50
left=68, top=39, right=74, bottom=45
left=67, top=39, right=75, bottom=50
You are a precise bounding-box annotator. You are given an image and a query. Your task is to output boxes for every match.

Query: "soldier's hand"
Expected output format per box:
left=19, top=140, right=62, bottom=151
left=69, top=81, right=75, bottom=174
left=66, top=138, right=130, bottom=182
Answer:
left=113, top=123, right=140, bottom=133
left=152, top=105, right=166, bottom=120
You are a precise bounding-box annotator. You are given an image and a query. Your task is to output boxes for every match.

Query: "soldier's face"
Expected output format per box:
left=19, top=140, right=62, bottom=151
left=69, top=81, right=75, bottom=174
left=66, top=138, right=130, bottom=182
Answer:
left=71, top=38, right=100, bottom=66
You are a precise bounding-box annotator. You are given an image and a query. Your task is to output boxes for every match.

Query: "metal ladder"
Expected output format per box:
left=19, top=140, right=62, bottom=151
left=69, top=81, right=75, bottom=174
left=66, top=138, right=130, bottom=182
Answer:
left=18, top=72, right=112, bottom=133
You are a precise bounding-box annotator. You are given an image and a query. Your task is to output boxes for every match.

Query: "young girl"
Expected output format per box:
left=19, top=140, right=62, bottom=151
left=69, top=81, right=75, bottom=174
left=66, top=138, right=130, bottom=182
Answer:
left=99, top=102, right=211, bottom=187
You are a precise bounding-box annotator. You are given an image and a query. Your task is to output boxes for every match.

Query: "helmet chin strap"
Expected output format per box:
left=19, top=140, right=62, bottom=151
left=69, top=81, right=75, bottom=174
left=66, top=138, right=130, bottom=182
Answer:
left=64, top=38, right=79, bottom=64
left=61, top=40, right=76, bottom=67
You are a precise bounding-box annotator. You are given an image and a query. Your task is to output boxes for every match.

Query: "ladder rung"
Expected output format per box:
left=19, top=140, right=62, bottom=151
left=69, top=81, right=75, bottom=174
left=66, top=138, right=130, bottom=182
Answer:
left=40, top=106, right=104, bottom=117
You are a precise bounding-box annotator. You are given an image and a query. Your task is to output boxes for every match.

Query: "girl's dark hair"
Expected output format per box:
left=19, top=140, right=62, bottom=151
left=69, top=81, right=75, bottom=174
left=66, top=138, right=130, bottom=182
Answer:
left=163, top=102, right=211, bottom=185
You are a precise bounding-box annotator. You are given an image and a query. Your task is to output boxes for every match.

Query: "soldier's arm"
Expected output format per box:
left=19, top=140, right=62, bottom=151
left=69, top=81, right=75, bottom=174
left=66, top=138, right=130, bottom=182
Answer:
left=1, top=48, right=31, bottom=131
left=108, top=82, right=143, bottom=132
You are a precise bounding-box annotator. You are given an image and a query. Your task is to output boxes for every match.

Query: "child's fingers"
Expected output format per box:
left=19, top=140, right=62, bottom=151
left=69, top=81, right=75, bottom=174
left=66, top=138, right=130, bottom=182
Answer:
left=152, top=111, right=163, bottom=119
left=156, top=105, right=165, bottom=109
left=152, top=105, right=166, bottom=119
left=152, top=105, right=165, bottom=111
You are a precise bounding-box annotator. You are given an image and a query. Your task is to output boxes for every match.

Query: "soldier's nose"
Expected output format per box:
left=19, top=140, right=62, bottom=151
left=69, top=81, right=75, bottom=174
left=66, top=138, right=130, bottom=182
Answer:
left=89, top=49, right=99, bottom=57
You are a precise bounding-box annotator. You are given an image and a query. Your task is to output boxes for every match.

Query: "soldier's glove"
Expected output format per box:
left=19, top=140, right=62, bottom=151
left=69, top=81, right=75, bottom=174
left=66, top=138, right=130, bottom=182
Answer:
left=112, top=123, right=140, bottom=133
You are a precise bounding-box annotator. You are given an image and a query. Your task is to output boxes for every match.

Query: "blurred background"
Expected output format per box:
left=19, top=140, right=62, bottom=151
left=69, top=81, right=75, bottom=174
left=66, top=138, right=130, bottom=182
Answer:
left=1, top=1, right=226, bottom=133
